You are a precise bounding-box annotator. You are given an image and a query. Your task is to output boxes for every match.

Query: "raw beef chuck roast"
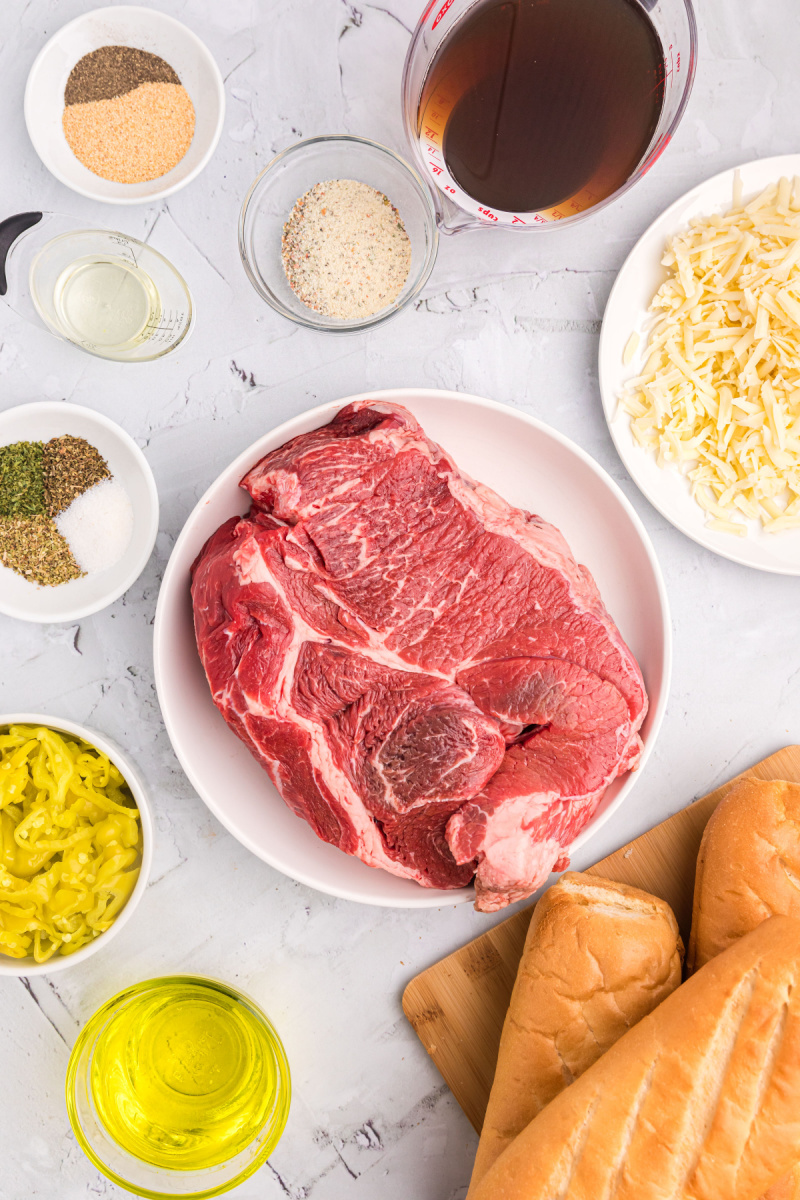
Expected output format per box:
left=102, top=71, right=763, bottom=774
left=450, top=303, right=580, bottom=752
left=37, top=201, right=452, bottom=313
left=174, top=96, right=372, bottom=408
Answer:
left=191, top=401, right=647, bottom=910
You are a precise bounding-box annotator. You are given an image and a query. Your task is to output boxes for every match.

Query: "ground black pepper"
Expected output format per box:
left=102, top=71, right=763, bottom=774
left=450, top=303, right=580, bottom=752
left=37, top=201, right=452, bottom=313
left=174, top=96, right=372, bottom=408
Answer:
left=64, top=46, right=180, bottom=106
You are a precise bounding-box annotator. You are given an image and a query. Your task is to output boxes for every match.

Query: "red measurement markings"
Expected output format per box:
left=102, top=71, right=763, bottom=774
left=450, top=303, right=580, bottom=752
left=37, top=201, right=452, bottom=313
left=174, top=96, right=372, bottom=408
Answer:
left=432, top=0, right=455, bottom=30
left=426, top=145, right=440, bottom=157
left=664, top=43, right=674, bottom=82
left=424, top=126, right=438, bottom=142
left=643, top=134, right=671, bottom=173
left=511, top=215, right=526, bottom=225
left=478, top=206, right=499, bottom=222
left=429, top=162, right=443, bottom=176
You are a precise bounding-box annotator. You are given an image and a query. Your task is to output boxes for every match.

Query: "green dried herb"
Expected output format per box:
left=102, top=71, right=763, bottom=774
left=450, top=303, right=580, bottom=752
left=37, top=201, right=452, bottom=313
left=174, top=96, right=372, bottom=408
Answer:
left=0, top=515, right=83, bottom=586
left=0, top=441, right=45, bottom=517
left=43, top=436, right=111, bottom=517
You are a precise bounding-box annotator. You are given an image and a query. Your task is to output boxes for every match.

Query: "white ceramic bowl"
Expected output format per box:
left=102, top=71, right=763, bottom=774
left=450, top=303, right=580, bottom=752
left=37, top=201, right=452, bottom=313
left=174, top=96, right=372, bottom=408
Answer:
left=0, top=401, right=158, bottom=623
left=154, top=389, right=671, bottom=908
left=599, top=153, right=800, bottom=575
left=0, top=713, right=153, bottom=977
left=24, top=6, right=225, bottom=205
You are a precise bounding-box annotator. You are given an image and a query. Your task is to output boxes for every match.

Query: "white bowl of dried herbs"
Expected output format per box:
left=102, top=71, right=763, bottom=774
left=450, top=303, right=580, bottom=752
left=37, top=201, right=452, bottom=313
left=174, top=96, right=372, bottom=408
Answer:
left=0, top=402, right=158, bottom=623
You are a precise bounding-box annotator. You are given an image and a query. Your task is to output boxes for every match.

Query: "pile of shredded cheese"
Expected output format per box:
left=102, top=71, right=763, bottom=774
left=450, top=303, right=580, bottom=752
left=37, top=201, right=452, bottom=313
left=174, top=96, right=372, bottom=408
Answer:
left=618, top=173, right=800, bottom=536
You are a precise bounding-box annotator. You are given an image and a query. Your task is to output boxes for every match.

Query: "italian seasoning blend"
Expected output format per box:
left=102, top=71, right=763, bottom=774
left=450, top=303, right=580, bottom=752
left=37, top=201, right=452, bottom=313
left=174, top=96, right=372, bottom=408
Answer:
left=281, top=179, right=412, bottom=320
left=44, top=436, right=111, bottom=517
left=62, top=46, right=195, bottom=184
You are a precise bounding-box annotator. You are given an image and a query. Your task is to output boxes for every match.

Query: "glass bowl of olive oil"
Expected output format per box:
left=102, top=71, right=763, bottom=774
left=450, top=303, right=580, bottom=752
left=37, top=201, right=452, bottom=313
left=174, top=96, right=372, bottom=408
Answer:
left=66, top=976, right=291, bottom=1198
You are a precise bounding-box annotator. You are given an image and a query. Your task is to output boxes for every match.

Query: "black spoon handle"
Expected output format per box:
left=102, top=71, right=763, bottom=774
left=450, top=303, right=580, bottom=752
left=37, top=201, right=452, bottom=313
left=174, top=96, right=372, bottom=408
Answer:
left=0, top=212, right=43, bottom=297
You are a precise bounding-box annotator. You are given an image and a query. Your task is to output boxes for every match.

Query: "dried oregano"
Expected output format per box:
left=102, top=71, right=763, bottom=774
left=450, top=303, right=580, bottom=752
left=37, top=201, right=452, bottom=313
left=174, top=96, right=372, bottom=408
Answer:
left=0, top=515, right=83, bottom=586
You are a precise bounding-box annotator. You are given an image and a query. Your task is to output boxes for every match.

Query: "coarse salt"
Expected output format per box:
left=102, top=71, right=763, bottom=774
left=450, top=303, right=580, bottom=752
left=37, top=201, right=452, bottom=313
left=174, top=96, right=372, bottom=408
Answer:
left=55, top=478, right=134, bottom=574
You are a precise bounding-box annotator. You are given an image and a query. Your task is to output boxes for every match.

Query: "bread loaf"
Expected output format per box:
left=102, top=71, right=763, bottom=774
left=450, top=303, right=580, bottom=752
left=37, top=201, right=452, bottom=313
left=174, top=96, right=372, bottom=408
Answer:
left=688, top=777, right=800, bottom=972
left=468, top=872, right=683, bottom=1194
left=688, top=777, right=800, bottom=1200
left=469, top=916, right=800, bottom=1200
left=764, top=1176, right=800, bottom=1200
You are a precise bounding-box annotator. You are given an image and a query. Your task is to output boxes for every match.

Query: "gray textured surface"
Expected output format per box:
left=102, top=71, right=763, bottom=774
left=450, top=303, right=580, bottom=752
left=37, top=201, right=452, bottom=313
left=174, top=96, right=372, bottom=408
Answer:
left=1, top=1, right=799, bottom=1197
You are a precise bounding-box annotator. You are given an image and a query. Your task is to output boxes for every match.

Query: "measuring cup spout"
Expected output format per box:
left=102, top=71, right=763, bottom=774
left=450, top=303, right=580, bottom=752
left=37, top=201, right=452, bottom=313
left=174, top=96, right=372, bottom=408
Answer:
left=434, top=194, right=486, bottom=237
left=0, top=212, right=43, bottom=296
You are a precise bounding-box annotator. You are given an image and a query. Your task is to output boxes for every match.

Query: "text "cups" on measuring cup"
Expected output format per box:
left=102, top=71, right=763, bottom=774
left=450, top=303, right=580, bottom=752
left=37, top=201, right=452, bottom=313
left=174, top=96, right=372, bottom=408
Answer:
left=0, top=212, right=194, bottom=362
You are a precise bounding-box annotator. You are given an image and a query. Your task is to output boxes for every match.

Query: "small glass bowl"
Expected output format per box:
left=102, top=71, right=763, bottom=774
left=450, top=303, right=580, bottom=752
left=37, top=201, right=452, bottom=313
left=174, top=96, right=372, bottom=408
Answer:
left=66, top=976, right=291, bottom=1199
left=238, top=135, right=439, bottom=332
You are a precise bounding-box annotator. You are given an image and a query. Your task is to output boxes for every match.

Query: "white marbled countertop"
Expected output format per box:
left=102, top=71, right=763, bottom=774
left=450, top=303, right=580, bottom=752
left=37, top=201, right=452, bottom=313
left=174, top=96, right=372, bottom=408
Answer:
left=1, top=0, right=799, bottom=1197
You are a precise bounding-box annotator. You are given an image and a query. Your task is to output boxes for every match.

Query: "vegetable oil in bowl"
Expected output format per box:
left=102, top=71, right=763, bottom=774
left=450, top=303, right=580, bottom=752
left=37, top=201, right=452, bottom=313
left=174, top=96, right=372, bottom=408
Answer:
left=67, top=976, right=291, bottom=1194
left=52, top=255, right=161, bottom=352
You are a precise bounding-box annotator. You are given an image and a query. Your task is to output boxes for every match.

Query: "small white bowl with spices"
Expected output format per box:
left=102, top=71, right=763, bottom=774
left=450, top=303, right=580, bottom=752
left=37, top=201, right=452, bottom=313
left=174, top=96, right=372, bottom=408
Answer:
left=24, top=6, right=224, bottom=205
left=239, top=136, right=439, bottom=332
left=0, top=402, right=158, bottom=624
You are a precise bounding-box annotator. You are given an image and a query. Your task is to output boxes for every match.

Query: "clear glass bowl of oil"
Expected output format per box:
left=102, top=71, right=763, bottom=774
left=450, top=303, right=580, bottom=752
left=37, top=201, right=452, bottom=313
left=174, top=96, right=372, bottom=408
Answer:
left=66, top=976, right=291, bottom=1198
left=0, top=213, right=194, bottom=361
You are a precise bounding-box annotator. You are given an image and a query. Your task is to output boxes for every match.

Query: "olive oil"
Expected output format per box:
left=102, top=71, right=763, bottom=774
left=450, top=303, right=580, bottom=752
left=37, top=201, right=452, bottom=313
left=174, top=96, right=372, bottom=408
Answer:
left=90, top=979, right=283, bottom=1171
left=52, top=255, right=160, bottom=351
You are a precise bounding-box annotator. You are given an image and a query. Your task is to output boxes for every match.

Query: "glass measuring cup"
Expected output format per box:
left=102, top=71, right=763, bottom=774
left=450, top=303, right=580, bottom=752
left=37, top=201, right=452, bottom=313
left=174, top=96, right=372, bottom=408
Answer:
left=0, top=212, right=194, bottom=361
left=401, top=0, right=697, bottom=233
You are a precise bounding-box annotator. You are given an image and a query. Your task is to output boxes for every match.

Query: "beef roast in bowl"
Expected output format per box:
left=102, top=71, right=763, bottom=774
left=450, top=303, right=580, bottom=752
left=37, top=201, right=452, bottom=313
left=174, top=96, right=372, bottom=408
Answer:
left=154, top=389, right=670, bottom=909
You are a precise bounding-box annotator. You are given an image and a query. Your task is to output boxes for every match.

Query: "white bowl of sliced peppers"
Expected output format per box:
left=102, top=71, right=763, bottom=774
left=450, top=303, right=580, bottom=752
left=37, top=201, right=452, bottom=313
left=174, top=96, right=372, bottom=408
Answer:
left=0, top=713, right=152, bottom=975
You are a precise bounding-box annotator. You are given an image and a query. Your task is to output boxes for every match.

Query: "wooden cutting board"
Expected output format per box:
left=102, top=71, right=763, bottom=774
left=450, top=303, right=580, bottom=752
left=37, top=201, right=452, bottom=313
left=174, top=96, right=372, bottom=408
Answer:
left=402, top=745, right=800, bottom=1134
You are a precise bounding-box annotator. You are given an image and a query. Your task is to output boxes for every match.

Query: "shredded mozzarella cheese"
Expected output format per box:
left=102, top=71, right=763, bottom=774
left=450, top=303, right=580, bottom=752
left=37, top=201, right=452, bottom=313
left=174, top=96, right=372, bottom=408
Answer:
left=618, top=172, right=800, bottom=535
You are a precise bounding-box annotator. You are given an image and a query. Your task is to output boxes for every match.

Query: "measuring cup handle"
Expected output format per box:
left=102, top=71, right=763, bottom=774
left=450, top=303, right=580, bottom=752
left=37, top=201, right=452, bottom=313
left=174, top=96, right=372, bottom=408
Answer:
left=0, top=212, right=43, bottom=296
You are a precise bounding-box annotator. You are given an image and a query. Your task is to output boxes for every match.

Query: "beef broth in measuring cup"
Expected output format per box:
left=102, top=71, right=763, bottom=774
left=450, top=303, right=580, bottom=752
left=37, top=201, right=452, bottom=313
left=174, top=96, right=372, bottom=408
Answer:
left=413, top=0, right=671, bottom=226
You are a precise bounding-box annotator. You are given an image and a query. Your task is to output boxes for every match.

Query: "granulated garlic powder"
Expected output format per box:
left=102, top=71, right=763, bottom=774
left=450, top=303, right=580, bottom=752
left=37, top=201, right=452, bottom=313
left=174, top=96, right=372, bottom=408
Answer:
left=281, top=179, right=412, bottom=320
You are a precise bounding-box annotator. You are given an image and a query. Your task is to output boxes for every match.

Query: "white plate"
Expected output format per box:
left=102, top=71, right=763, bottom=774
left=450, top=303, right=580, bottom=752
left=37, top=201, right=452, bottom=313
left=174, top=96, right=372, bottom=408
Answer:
left=599, top=153, right=800, bottom=575
left=0, top=401, right=158, bottom=623
left=0, top=712, right=153, bottom=977
left=154, top=389, right=671, bottom=908
left=24, top=6, right=225, bottom=205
